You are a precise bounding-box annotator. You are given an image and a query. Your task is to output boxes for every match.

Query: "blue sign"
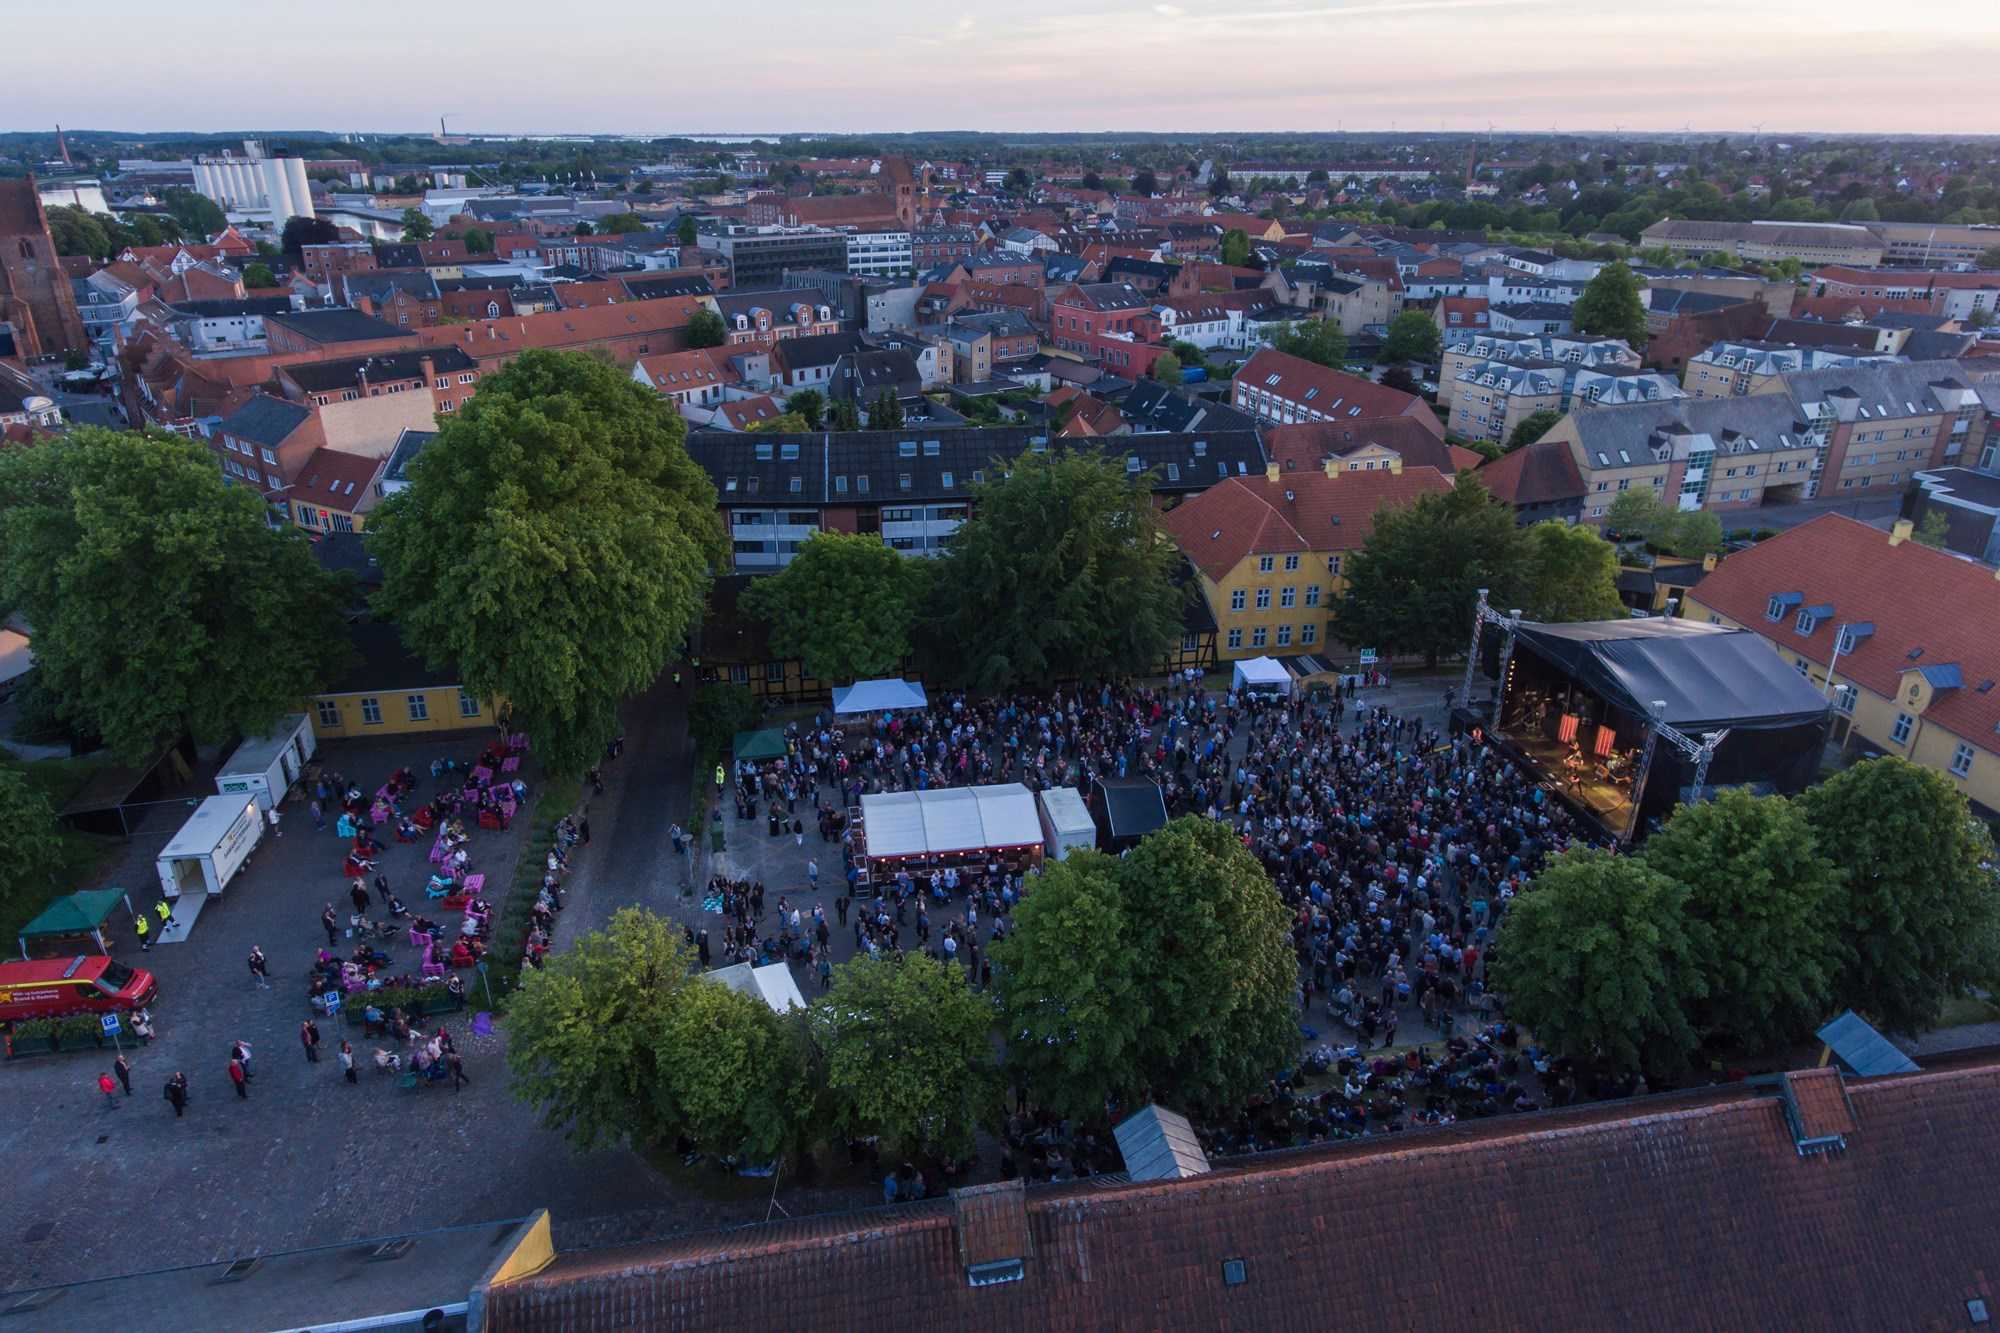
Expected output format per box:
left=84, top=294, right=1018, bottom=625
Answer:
left=100, top=1013, right=121, bottom=1035
left=321, top=991, right=343, bottom=1015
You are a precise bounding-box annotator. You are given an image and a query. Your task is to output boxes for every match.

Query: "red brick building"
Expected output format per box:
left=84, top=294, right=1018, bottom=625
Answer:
left=1048, top=281, right=1169, bottom=377
left=0, top=176, right=88, bottom=359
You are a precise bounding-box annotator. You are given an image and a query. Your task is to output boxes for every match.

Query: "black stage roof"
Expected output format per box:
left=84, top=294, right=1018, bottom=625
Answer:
left=1509, top=619, right=1831, bottom=732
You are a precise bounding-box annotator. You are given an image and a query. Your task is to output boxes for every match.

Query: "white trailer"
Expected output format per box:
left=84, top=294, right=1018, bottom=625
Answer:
left=216, top=713, right=315, bottom=812
left=1037, top=787, right=1096, bottom=862
left=156, top=795, right=264, bottom=899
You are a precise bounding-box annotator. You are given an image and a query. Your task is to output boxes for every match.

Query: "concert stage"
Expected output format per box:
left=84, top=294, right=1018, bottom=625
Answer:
left=1470, top=614, right=1832, bottom=842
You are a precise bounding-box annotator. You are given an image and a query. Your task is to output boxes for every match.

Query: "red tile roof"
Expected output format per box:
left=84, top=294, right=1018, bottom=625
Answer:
left=1264, top=419, right=1461, bottom=479
left=634, top=348, right=736, bottom=392
left=1159, top=466, right=1449, bottom=580
left=1689, top=513, right=2000, bottom=753
left=1235, top=348, right=1443, bottom=437
left=1477, top=438, right=1586, bottom=506
left=717, top=395, right=782, bottom=430
left=484, top=1059, right=2000, bottom=1332
left=287, top=447, right=384, bottom=513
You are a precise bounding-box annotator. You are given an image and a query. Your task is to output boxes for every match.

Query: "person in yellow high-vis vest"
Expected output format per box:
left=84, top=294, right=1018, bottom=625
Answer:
left=135, top=912, right=151, bottom=952
left=714, top=765, right=725, bottom=789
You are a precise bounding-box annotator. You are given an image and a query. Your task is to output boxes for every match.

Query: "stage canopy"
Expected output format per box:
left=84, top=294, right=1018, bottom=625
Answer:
left=18, top=888, right=132, bottom=958
left=731, top=728, right=788, bottom=763
left=832, top=677, right=928, bottom=715
left=707, top=961, right=807, bottom=1014
left=862, top=783, right=1041, bottom=860
left=1232, top=656, right=1291, bottom=693
left=1508, top=620, right=1831, bottom=732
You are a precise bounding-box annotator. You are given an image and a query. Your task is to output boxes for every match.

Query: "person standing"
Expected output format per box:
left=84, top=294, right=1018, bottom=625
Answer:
left=448, top=1052, right=468, bottom=1091
left=134, top=911, right=151, bottom=952
left=114, top=1053, right=132, bottom=1096
left=266, top=805, right=282, bottom=838
left=98, top=1071, right=120, bottom=1109
left=300, top=1019, right=321, bottom=1063
left=229, top=1056, right=248, bottom=1099
left=154, top=899, right=174, bottom=936
left=339, top=1041, right=357, bottom=1084
left=349, top=880, right=370, bottom=916
left=375, top=874, right=394, bottom=910
left=310, top=798, right=325, bottom=831
left=248, top=946, right=271, bottom=989
left=164, top=1071, right=189, bottom=1118
left=321, top=903, right=338, bottom=947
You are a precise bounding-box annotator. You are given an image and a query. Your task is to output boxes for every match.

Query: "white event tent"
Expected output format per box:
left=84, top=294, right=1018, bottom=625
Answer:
left=831, top=677, right=929, bottom=716
left=1231, top=655, right=1293, bottom=695
left=859, top=783, right=1043, bottom=866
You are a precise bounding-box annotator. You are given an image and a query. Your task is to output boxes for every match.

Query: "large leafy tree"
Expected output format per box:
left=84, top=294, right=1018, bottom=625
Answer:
left=1506, top=408, right=1560, bottom=451
left=1219, top=228, right=1251, bottom=267
left=1641, top=790, right=1841, bottom=1051
left=506, top=907, right=806, bottom=1158
left=399, top=207, right=434, bottom=241
left=1572, top=261, right=1649, bottom=346
left=1268, top=319, right=1348, bottom=368
left=0, top=767, right=65, bottom=920
left=1801, top=758, right=2000, bottom=1033
left=742, top=531, right=929, bottom=683
left=1523, top=519, right=1625, bottom=622
left=685, top=308, right=727, bottom=349
left=918, top=451, right=1185, bottom=689
left=811, top=953, right=999, bottom=1157
left=0, top=428, right=352, bottom=759
left=1490, top=847, right=1713, bottom=1078
left=1333, top=471, right=1530, bottom=666
left=368, top=350, right=722, bottom=774
left=1380, top=310, right=1442, bottom=365
left=993, top=851, right=1146, bottom=1121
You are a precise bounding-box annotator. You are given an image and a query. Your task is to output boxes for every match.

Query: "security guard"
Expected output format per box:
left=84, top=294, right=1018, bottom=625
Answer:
left=154, top=899, right=174, bottom=933
left=135, top=911, right=151, bottom=952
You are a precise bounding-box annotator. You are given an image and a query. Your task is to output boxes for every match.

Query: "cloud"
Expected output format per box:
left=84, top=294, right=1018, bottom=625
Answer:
left=1154, top=4, right=1186, bottom=13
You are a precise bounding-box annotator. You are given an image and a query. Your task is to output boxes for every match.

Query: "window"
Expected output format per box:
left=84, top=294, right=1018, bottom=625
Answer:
left=1283, top=554, right=1300, bottom=571
left=1255, top=588, right=1271, bottom=610
left=1301, top=623, right=1317, bottom=645
left=1276, top=625, right=1292, bottom=647
left=1891, top=711, right=1914, bottom=745
left=1257, top=555, right=1274, bottom=572
left=458, top=691, right=480, bottom=718
left=1766, top=596, right=1789, bottom=622
left=1304, top=584, right=1321, bottom=608
left=765, top=661, right=786, bottom=683
left=1250, top=627, right=1268, bottom=648
left=1229, top=589, right=1246, bottom=612
left=1833, top=684, right=1857, bottom=715
left=1226, top=628, right=1242, bottom=649
left=360, top=697, right=383, bottom=726
left=1181, top=633, right=1198, bottom=652
left=1327, top=555, right=1342, bottom=576
left=260, top=448, right=277, bottom=464
left=1951, top=742, right=1975, bottom=778
left=899, top=440, right=917, bottom=457
left=1279, top=587, right=1296, bottom=608
left=1794, top=610, right=1817, bottom=636
left=406, top=694, right=429, bottom=722
left=940, top=471, right=954, bottom=488
left=315, top=699, right=341, bottom=728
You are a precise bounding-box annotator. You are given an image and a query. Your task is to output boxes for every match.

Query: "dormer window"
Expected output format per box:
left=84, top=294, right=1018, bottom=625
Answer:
left=1766, top=591, right=1803, bottom=622
left=1794, top=610, right=1817, bottom=636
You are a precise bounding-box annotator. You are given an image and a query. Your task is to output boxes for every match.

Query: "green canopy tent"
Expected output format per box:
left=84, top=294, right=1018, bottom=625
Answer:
left=18, top=888, right=135, bottom=960
left=731, top=728, right=789, bottom=763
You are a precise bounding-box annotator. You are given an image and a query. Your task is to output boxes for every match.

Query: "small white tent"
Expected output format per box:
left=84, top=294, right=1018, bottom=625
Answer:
left=831, top=677, right=929, bottom=715
left=706, top=961, right=807, bottom=1014
left=1037, top=787, right=1095, bottom=861
left=1232, top=655, right=1292, bottom=695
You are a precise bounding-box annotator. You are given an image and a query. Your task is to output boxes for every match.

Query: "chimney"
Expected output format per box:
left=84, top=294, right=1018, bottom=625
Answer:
left=419, top=355, right=435, bottom=386
left=1387, top=456, right=1403, bottom=475
left=1888, top=518, right=1914, bottom=546
left=1323, top=455, right=1339, bottom=478
left=1701, top=552, right=1718, bottom=572
left=1265, top=461, right=1280, bottom=484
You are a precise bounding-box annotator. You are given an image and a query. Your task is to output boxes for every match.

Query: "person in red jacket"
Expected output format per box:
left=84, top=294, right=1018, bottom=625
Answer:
left=229, top=1057, right=248, bottom=1099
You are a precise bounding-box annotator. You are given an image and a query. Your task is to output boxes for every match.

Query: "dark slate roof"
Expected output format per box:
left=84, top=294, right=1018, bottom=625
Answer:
left=1646, top=288, right=1752, bottom=318
left=1760, top=317, right=1882, bottom=352
left=283, top=346, right=476, bottom=393
left=310, top=530, right=384, bottom=591
left=325, top=621, right=459, bottom=694
left=217, top=393, right=313, bottom=447
left=339, top=270, right=440, bottom=302
left=1120, top=379, right=1261, bottom=435
left=382, top=429, right=438, bottom=487
left=436, top=276, right=532, bottom=293
left=168, top=297, right=293, bottom=318
left=836, top=349, right=922, bottom=397
left=1904, top=330, right=1977, bottom=360
left=687, top=428, right=1265, bottom=508
left=264, top=308, right=414, bottom=346
left=776, top=331, right=871, bottom=374
left=1105, top=256, right=1175, bottom=284
left=371, top=243, right=424, bottom=268
left=951, top=309, right=1037, bottom=340
left=623, top=273, right=715, bottom=300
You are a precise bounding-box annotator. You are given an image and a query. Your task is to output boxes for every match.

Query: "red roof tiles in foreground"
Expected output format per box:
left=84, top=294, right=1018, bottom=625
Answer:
left=1160, top=466, right=1449, bottom=581
left=485, top=1059, right=2000, bottom=1332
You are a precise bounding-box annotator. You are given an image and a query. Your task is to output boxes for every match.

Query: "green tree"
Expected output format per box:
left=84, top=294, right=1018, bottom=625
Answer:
left=994, top=851, right=1145, bottom=1121
left=1333, top=471, right=1530, bottom=666
left=1490, top=847, right=1712, bottom=1078
left=1506, top=408, right=1561, bottom=451
left=1657, top=508, right=1724, bottom=558
left=1915, top=510, right=1951, bottom=548
left=161, top=186, right=226, bottom=238
left=1802, top=758, right=2000, bottom=1034
left=242, top=262, right=276, bottom=289
left=367, top=350, right=721, bottom=775
left=598, top=212, right=647, bottom=235
left=685, top=307, right=727, bottom=349
left=827, top=396, right=862, bottom=431
left=1132, top=168, right=1159, bottom=196
left=398, top=207, right=434, bottom=241
left=1150, top=350, right=1183, bottom=383
left=573, top=221, right=594, bottom=236
left=1268, top=319, right=1348, bottom=368
left=1975, top=246, right=2000, bottom=269
left=1080, top=170, right=1103, bottom=191
left=747, top=412, right=810, bottom=434
left=677, top=215, right=699, bottom=247
left=1523, top=519, right=1625, bottom=622
left=1219, top=228, right=1251, bottom=267
left=866, top=390, right=904, bottom=430
left=0, top=767, right=66, bottom=922
left=1838, top=197, right=1880, bottom=222
left=45, top=206, right=111, bottom=261
left=1602, top=487, right=1665, bottom=539
left=917, top=451, right=1185, bottom=689
left=1572, top=261, right=1649, bottom=346
left=1005, top=167, right=1033, bottom=194
left=280, top=215, right=340, bottom=256
left=1641, top=789, right=1841, bottom=1052
left=1380, top=310, right=1442, bottom=365
left=462, top=227, right=495, bottom=254
left=811, top=953, right=998, bottom=1157
left=742, top=531, right=929, bottom=682
left=787, top=388, right=825, bottom=430
left=0, top=428, right=352, bottom=760
left=506, top=907, right=807, bottom=1158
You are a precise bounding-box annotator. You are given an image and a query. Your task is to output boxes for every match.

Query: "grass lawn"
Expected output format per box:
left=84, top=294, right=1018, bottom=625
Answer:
left=0, top=752, right=125, bottom=948
left=1935, top=994, right=2000, bottom=1028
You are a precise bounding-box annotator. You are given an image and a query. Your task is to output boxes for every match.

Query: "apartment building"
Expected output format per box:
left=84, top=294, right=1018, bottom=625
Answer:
left=1811, top=265, right=2000, bottom=322
left=1230, top=347, right=1443, bottom=437
left=1639, top=219, right=1886, bottom=267
left=842, top=228, right=914, bottom=278
left=1048, top=281, right=1166, bottom=376
left=711, top=227, right=850, bottom=288
left=1448, top=359, right=1682, bottom=446
left=1765, top=360, right=1987, bottom=497
left=1863, top=221, right=2000, bottom=269
left=1682, top=341, right=1897, bottom=399
left=1438, top=333, right=1639, bottom=407
left=1538, top=393, right=1821, bottom=521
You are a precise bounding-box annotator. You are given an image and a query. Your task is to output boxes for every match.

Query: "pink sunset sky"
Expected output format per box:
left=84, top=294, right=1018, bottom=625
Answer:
left=10, top=0, right=1998, bottom=135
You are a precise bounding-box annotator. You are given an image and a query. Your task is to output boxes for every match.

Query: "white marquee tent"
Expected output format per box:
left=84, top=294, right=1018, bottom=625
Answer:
left=831, top=677, right=929, bottom=716
left=1232, top=655, right=1293, bottom=695
left=860, top=783, right=1043, bottom=863
left=705, top=961, right=807, bottom=1014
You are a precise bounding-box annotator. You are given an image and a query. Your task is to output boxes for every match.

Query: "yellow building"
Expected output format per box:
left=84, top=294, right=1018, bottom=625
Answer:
left=310, top=622, right=495, bottom=737
left=1159, top=460, right=1451, bottom=661
left=1683, top=513, right=2000, bottom=816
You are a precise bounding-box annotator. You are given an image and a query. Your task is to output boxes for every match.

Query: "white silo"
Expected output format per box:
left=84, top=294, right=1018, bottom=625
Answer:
left=284, top=157, right=314, bottom=220
left=260, top=158, right=291, bottom=220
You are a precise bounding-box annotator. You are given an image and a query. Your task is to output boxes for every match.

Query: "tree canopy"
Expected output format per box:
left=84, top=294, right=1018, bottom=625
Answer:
left=917, top=450, right=1185, bottom=689
left=1490, top=847, right=1712, bottom=1079
left=399, top=207, right=434, bottom=241
left=1219, top=228, right=1251, bottom=267
left=598, top=212, right=648, bottom=235
left=866, top=390, right=905, bottom=430
left=1150, top=350, right=1183, bottom=383
left=1268, top=319, right=1348, bottom=368
left=1801, top=757, right=2000, bottom=1034
left=242, top=263, right=276, bottom=290
left=0, top=767, right=66, bottom=926
left=742, top=530, right=930, bottom=683
left=1333, top=471, right=1529, bottom=666
left=1601, top=489, right=1724, bottom=556
left=811, top=952, right=998, bottom=1157
left=1380, top=310, right=1442, bottom=365
left=678, top=216, right=700, bottom=247
left=684, top=308, right=727, bottom=349
left=1523, top=519, right=1625, bottom=622
left=1572, top=262, right=1649, bottom=347
left=367, top=350, right=721, bottom=774
left=1506, top=408, right=1561, bottom=451
left=0, top=427, right=352, bottom=759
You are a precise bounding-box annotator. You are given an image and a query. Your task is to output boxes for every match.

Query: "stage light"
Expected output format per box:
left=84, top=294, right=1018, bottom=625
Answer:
left=1594, top=725, right=1615, bottom=757
left=1558, top=713, right=1579, bottom=744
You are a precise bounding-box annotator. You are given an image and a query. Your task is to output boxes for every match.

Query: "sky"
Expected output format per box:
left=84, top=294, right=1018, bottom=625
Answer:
left=10, top=0, right=2000, bottom=137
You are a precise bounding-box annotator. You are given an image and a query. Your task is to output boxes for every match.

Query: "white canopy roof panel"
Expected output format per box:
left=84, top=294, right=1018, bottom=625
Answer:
left=831, top=677, right=929, bottom=715
left=1232, top=655, right=1291, bottom=691
left=861, top=783, right=1040, bottom=860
